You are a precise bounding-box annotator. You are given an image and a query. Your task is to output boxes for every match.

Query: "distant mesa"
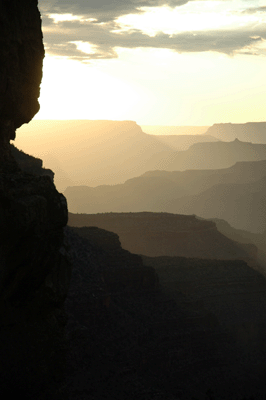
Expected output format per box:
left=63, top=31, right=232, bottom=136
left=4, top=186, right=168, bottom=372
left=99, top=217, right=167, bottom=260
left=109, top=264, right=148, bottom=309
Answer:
left=148, top=133, right=219, bottom=151
left=16, top=120, right=220, bottom=188
left=16, top=120, right=173, bottom=187
left=205, top=122, right=266, bottom=143
left=16, top=120, right=266, bottom=191
left=141, top=125, right=210, bottom=136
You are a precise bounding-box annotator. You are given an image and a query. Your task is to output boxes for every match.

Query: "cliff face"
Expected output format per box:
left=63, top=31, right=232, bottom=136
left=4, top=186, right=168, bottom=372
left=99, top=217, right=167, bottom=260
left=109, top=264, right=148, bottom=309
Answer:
left=0, top=1, right=71, bottom=397
left=0, top=0, right=44, bottom=143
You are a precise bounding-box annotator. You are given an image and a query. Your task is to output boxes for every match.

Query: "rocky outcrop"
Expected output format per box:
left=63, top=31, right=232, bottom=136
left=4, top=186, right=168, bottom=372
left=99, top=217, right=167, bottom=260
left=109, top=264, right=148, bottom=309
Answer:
left=0, top=1, right=71, bottom=397
left=0, top=172, right=71, bottom=396
left=0, top=0, right=44, bottom=144
left=11, top=144, right=54, bottom=179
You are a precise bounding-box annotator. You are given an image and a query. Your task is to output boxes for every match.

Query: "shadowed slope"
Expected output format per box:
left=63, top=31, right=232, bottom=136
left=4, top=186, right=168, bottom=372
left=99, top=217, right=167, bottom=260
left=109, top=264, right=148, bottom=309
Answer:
left=155, top=139, right=266, bottom=171
left=167, top=176, right=266, bottom=233
left=68, top=212, right=257, bottom=267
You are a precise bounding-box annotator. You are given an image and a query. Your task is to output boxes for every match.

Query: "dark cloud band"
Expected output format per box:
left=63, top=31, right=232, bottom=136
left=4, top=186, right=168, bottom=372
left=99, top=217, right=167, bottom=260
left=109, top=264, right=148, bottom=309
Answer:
left=39, top=0, right=191, bottom=22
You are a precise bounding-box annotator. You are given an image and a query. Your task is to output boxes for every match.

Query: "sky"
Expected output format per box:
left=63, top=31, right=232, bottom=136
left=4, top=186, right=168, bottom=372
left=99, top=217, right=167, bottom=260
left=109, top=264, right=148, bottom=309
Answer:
left=36, top=0, right=266, bottom=126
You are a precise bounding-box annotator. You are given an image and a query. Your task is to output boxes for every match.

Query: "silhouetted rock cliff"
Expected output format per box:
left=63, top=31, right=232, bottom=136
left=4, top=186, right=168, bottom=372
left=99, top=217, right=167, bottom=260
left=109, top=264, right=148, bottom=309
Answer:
left=0, top=0, right=44, bottom=142
left=0, top=0, right=44, bottom=171
left=11, top=143, right=54, bottom=179
left=0, top=1, right=71, bottom=397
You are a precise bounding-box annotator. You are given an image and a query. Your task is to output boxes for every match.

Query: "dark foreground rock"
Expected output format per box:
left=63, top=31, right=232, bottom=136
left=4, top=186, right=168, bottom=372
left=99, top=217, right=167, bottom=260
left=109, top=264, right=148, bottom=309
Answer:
left=0, top=170, right=71, bottom=398
left=11, top=143, right=54, bottom=179
left=58, top=226, right=266, bottom=400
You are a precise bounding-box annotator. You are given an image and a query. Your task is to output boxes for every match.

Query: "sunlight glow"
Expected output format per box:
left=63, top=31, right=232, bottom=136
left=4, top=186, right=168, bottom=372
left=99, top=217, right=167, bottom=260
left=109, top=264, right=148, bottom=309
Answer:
left=71, top=41, right=97, bottom=55
left=34, top=45, right=266, bottom=126
left=49, top=13, right=81, bottom=23
left=116, top=2, right=264, bottom=36
left=36, top=0, right=266, bottom=125
left=48, top=13, right=97, bottom=24
left=35, top=55, right=145, bottom=121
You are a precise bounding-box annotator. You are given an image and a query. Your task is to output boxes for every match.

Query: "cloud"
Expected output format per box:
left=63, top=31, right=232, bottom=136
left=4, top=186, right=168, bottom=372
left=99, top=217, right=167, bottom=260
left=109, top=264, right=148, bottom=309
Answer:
left=39, top=0, right=191, bottom=23
left=242, top=6, right=266, bottom=15
left=39, top=0, right=266, bottom=60
left=43, top=17, right=266, bottom=60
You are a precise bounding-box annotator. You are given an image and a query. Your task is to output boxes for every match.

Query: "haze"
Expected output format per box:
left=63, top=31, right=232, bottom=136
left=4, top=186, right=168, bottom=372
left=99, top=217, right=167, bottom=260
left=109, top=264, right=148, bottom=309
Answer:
left=34, top=0, right=266, bottom=125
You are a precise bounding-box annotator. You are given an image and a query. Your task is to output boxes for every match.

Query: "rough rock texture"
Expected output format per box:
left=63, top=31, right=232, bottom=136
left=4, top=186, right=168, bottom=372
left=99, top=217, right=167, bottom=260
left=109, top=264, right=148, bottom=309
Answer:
left=11, top=143, right=54, bottom=179
left=0, top=167, right=72, bottom=399
left=0, top=1, right=71, bottom=397
left=0, top=0, right=44, bottom=143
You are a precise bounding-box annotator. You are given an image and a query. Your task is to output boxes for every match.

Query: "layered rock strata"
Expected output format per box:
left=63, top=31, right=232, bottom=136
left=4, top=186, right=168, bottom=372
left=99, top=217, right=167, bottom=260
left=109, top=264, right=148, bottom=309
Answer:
left=68, top=212, right=258, bottom=267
